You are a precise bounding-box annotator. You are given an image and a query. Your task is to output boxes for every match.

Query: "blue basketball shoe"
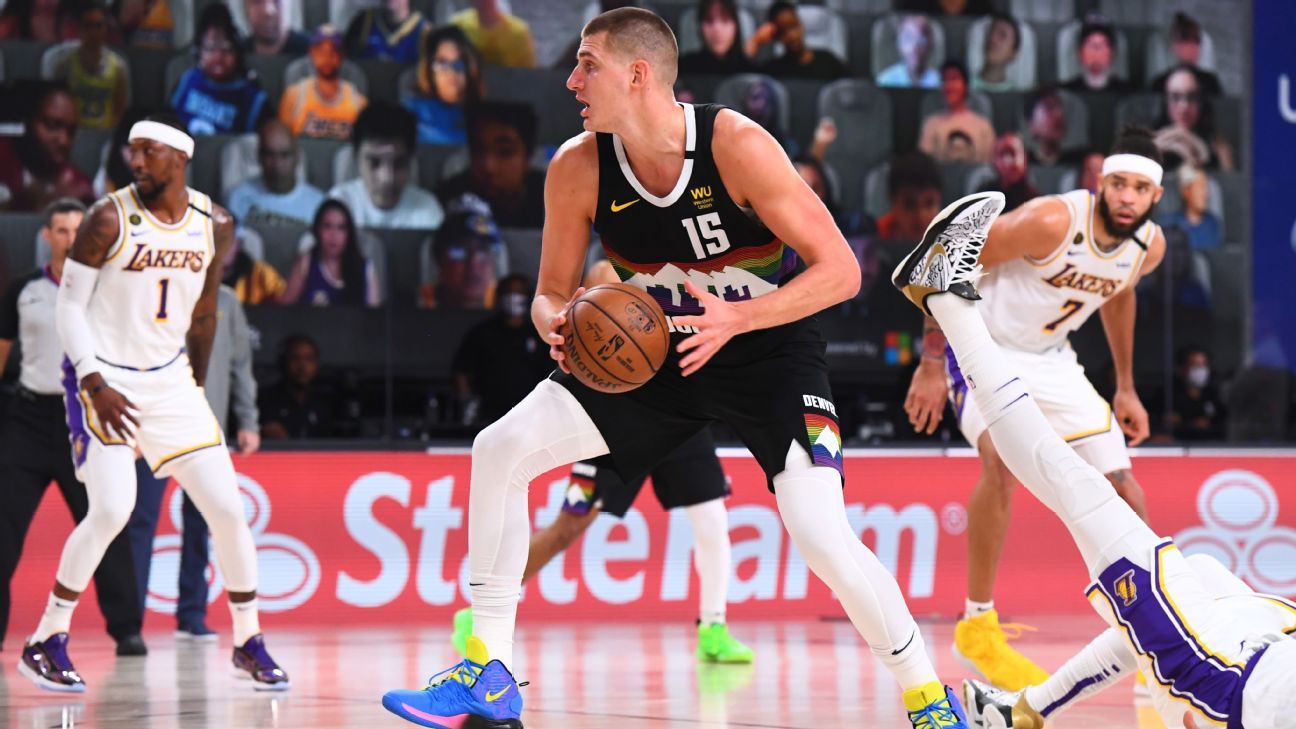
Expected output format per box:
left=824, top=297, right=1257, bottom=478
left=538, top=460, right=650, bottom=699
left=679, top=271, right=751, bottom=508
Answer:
left=904, top=682, right=970, bottom=729
left=382, top=636, right=524, bottom=728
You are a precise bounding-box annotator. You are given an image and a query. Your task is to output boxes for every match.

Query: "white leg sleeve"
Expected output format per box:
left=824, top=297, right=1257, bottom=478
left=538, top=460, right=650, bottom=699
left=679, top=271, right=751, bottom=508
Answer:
left=683, top=497, right=730, bottom=623
left=775, top=443, right=937, bottom=690
left=54, top=445, right=137, bottom=591
left=168, top=448, right=257, bottom=593
left=928, top=295, right=1159, bottom=575
left=469, top=380, right=609, bottom=667
left=1024, top=628, right=1136, bottom=719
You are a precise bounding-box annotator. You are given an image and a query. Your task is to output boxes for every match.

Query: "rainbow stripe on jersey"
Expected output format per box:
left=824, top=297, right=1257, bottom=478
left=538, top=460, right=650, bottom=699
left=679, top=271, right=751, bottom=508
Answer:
left=604, top=239, right=799, bottom=316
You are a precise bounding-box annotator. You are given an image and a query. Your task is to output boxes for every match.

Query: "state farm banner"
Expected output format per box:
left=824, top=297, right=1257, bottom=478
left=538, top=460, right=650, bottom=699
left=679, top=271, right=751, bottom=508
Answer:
left=10, top=451, right=1296, bottom=631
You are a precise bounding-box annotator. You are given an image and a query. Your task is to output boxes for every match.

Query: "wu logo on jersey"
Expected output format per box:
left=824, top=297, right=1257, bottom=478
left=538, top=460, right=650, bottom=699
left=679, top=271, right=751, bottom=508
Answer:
left=690, top=185, right=715, bottom=211
left=1114, top=569, right=1138, bottom=606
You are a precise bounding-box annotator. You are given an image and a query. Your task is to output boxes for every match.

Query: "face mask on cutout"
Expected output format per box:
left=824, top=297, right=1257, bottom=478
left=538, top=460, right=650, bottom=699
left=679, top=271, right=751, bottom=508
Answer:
left=1187, top=365, right=1209, bottom=389
left=501, top=292, right=529, bottom=318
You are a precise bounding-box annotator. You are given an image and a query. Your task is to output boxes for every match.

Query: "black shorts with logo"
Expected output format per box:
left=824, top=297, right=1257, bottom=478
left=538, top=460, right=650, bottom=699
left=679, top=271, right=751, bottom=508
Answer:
left=553, top=318, right=843, bottom=493
left=571, top=426, right=728, bottom=518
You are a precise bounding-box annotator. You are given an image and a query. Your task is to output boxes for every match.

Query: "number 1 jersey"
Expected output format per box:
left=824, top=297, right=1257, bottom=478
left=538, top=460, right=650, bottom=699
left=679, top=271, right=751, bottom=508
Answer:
left=89, top=185, right=214, bottom=370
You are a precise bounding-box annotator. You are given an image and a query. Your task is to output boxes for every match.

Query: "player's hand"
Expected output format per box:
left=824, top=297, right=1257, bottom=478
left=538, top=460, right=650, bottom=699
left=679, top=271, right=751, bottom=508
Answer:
left=84, top=375, right=139, bottom=441
left=546, top=287, right=586, bottom=374
left=905, top=358, right=947, bottom=435
left=1183, top=711, right=1200, bottom=729
left=1114, top=388, right=1150, bottom=446
left=672, top=281, right=750, bottom=377
left=237, top=429, right=260, bottom=456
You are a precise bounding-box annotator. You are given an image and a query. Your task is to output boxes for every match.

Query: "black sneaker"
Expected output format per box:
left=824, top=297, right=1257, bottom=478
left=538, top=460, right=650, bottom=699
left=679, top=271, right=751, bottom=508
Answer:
left=115, top=633, right=148, bottom=656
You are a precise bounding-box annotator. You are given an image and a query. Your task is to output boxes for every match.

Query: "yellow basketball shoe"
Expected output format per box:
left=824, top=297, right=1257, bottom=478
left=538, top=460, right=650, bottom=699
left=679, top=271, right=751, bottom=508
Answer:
left=953, top=610, right=1049, bottom=691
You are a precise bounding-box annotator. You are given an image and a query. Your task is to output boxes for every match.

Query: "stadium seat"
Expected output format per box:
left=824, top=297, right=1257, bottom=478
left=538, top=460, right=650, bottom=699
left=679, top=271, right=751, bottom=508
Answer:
left=480, top=66, right=584, bottom=146
left=1031, top=163, right=1071, bottom=195
left=792, top=6, right=850, bottom=61
left=0, top=213, right=43, bottom=280
left=1023, top=87, right=1090, bottom=155
left=297, top=137, right=348, bottom=190
left=1144, top=29, right=1219, bottom=81
left=373, top=228, right=430, bottom=304
left=247, top=52, right=292, bottom=106
left=918, top=88, right=994, bottom=123
left=228, top=0, right=305, bottom=39
left=713, top=74, right=791, bottom=141
left=871, top=13, right=946, bottom=82
left=823, top=0, right=892, bottom=11
left=676, top=5, right=757, bottom=56
left=497, top=227, right=543, bottom=279
left=163, top=51, right=190, bottom=98
left=395, top=66, right=418, bottom=99
left=1009, top=0, right=1075, bottom=25
left=69, top=127, right=111, bottom=180
left=0, top=48, right=5, bottom=81
left=334, top=0, right=453, bottom=28
left=1, top=40, right=51, bottom=82
left=1112, top=93, right=1162, bottom=130
left=965, top=14, right=1038, bottom=93
left=817, top=79, right=892, bottom=209
left=1056, top=19, right=1131, bottom=85
left=237, top=223, right=267, bottom=261
left=168, top=0, right=194, bottom=48
left=249, top=219, right=310, bottom=276
left=219, top=133, right=310, bottom=203
left=284, top=56, right=370, bottom=96
left=1098, top=0, right=1172, bottom=27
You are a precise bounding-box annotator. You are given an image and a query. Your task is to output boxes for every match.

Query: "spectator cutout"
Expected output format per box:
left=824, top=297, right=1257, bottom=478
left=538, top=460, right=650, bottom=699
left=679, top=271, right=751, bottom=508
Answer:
left=920, top=60, right=995, bottom=163
left=877, top=14, right=939, bottom=89
left=1023, top=86, right=1081, bottom=166
left=1062, top=13, right=1134, bottom=94
left=974, top=12, right=1023, bottom=92
left=451, top=274, right=552, bottom=426
left=877, top=151, right=942, bottom=242
left=329, top=101, right=445, bottom=229
left=680, top=0, right=754, bottom=75
left=438, top=101, right=544, bottom=229
left=57, top=1, right=129, bottom=131
left=243, top=0, right=310, bottom=56
left=1162, top=163, right=1221, bottom=251
left=1154, top=65, right=1234, bottom=170
left=421, top=194, right=507, bottom=310
left=752, top=1, right=849, bottom=81
left=450, top=0, right=537, bottom=69
left=171, top=4, right=269, bottom=135
left=283, top=199, right=381, bottom=307
left=94, top=105, right=150, bottom=197
left=1150, top=13, right=1221, bottom=95
left=280, top=24, right=368, bottom=140
left=0, top=84, right=94, bottom=211
left=116, top=0, right=176, bottom=49
left=0, top=0, right=78, bottom=41
left=221, top=224, right=287, bottom=305
left=977, top=131, right=1038, bottom=212
left=405, top=26, right=483, bottom=146
left=227, top=119, right=326, bottom=227
left=344, top=0, right=432, bottom=64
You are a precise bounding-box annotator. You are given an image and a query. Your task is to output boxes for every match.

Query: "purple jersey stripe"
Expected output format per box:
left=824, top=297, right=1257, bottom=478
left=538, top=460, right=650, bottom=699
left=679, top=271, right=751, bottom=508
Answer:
left=944, top=345, right=968, bottom=420
left=60, top=357, right=90, bottom=469
left=1040, top=665, right=1116, bottom=717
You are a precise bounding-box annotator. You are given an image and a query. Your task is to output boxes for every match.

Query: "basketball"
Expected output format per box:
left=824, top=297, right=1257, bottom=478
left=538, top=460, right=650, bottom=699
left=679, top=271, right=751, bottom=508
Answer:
left=562, top=283, right=669, bottom=393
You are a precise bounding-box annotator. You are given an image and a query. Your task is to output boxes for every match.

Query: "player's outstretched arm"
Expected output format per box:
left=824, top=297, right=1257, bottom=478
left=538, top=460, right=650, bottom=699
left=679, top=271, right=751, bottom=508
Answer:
left=58, top=197, right=139, bottom=439
left=534, top=133, right=598, bottom=373
left=1098, top=227, right=1165, bottom=446
left=187, top=205, right=234, bottom=388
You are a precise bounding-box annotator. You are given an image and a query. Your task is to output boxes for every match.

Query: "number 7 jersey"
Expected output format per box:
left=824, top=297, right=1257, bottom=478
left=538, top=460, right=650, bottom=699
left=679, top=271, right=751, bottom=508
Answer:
left=89, top=185, right=214, bottom=370
left=979, top=189, right=1156, bottom=354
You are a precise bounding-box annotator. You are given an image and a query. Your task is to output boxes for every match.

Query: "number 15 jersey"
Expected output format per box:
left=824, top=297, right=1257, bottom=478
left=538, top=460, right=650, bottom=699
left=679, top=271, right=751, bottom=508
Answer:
left=90, top=185, right=214, bottom=370
left=592, top=103, right=815, bottom=365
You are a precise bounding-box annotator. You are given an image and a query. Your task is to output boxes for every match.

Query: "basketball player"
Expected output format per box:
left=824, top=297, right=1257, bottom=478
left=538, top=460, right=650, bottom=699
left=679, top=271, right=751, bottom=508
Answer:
left=383, top=9, right=970, bottom=728
left=450, top=427, right=754, bottom=665
left=905, top=126, right=1166, bottom=689
left=895, top=190, right=1296, bottom=729
left=17, top=115, right=288, bottom=692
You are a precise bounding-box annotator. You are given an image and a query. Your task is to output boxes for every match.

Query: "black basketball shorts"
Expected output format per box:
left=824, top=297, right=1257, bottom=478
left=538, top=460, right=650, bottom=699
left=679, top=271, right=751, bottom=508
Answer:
left=561, top=427, right=728, bottom=519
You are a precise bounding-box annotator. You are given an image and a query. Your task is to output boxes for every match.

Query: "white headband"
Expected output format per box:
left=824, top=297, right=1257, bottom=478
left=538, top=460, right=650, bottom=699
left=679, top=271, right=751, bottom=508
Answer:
left=1102, top=153, right=1163, bottom=186
left=128, top=121, right=194, bottom=158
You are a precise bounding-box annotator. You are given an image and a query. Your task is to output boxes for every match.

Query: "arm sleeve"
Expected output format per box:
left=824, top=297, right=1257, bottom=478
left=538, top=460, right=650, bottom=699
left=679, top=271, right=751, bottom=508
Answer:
left=0, top=277, right=23, bottom=340
left=55, top=259, right=104, bottom=383
left=228, top=295, right=259, bottom=433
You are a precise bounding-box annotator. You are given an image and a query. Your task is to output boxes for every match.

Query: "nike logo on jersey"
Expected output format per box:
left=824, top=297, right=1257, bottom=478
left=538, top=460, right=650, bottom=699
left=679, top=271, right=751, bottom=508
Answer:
left=130, top=228, right=147, bottom=237
left=124, top=243, right=206, bottom=273
left=1066, top=250, right=1085, bottom=256
left=610, top=199, right=640, bottom=212
left=485, top=687, right=511, bottom=702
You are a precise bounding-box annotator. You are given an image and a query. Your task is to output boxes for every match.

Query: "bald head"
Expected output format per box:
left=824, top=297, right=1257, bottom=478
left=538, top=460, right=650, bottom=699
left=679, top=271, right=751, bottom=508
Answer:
left=258, top=119, right=299, bottom=193
left=581, top=7, right=678, bottom=86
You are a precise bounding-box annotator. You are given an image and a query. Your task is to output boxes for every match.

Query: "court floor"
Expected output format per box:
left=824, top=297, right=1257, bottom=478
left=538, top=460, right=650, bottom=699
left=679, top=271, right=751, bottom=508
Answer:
left=2, top=616, right=1165, bottom=728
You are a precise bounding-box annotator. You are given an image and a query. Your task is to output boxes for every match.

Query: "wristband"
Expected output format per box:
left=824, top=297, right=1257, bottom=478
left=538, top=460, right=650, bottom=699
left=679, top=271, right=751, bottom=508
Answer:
left=86, top=382, right=108, bottom=398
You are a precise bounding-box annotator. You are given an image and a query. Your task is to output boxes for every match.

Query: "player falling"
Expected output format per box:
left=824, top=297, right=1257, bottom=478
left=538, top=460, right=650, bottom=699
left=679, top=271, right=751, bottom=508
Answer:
left=17, top=116, right=288, bottom=692
left=894, top=189, right=1296, bottom=729
left=906, top=126, right=1166, bottom=689
left=383, top=7, right=970, bottom=729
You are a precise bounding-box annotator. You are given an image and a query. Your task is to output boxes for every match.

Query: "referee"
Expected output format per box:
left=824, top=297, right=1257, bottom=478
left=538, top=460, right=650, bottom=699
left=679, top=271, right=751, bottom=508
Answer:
left=0, top=198, right=145, bottom=655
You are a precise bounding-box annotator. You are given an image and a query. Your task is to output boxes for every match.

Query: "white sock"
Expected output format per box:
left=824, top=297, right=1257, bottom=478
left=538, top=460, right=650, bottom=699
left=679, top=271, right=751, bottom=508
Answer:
left=965, top=599, right=995, bottom=617
left=32, top=594, right=78, bottom=643
left=927, top=294, right=1159, bottom=575
left=775, top=445, right=938, bottom=690
left=1023, top=628, right=1134, bottom=718
left=230, top=598, right=261, bottom=645
left=683, top=498, right=730, bottom=626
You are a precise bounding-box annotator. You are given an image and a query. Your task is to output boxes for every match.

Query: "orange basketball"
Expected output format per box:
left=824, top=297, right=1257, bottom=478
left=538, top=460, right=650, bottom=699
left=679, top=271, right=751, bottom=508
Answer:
left=562, top=283, right=670, bottom=394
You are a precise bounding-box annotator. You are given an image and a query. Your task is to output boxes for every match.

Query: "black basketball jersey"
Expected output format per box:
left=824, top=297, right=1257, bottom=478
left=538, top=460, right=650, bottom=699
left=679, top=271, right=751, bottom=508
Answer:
left=592, top=103, right=818, bottom=363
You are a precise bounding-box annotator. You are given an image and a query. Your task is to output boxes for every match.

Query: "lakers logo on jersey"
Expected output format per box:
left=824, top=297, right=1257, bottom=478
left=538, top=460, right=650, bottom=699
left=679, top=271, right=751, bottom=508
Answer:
left=124, top=243, right=206, bottom=273
left=1114, top=569, right=1139, bottom=606
left=1042, top=263, right=1124, bottom=298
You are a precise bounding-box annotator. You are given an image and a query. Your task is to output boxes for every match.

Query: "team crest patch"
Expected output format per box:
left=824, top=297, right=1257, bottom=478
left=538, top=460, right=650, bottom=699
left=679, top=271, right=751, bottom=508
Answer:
left=804, top=414, right=843, bottom=475
left=129, top=213, right=142, bottom=226
left=1114, top=569, right=1138, bottom=606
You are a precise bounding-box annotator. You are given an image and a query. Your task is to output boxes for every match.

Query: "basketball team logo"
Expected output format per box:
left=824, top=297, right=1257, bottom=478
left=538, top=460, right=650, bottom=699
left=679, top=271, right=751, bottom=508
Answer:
left=146, top=473, right=321, bottom=613
left=1175, top=469, right=1296, bottom=597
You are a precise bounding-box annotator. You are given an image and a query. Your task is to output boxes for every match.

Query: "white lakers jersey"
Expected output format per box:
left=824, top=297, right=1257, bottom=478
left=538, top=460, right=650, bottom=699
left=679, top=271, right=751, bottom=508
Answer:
left=980, top=189, right=1155, bottom=354
left=90, top=185, right=214, bottom=370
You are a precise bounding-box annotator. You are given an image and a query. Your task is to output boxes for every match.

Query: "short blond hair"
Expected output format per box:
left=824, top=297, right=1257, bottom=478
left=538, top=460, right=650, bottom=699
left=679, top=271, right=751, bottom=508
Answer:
left=582, top=7, right=678, bottom=86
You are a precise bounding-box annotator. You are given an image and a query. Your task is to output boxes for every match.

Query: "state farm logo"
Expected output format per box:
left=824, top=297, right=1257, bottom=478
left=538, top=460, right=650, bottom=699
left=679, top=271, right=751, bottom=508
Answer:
left=1175, top=469, right=1296, bottom=596
left=146, top=473, right=320, bottom=613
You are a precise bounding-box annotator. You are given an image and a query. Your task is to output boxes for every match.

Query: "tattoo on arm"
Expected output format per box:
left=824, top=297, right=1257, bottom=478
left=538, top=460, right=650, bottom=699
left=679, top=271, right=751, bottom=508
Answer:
left=186, top=207, right=233, bottom=387
left=1107, top=469, right=1129, bottom=483
left=922, top=316, right=947, bottom=361
left=70, top=199, right=122, bottom=268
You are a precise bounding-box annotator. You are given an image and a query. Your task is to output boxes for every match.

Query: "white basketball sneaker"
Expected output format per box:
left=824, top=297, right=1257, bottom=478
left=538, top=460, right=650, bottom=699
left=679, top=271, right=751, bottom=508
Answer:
left=891, top=191, right=1005, bottom=314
